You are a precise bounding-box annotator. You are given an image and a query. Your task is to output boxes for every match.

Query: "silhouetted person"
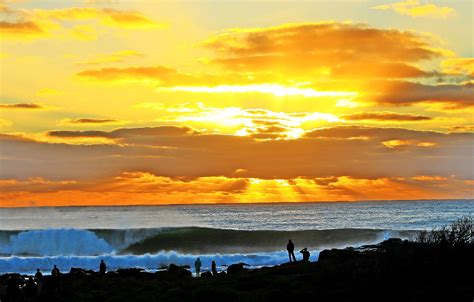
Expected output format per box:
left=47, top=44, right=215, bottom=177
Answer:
left=24, top=276, right=37, bottom=302
left=34, top=268, right=43, bottom=281
left=300, top=247, right=310, bottom=261
left=194, top=257, right=202, bottom=277
left=51, top=265, right=60, bottom=278
left=211, top=261, right=217, bottom=276
left=99, top=260, right=107, bottom=275
left=51, top=265, right=60, bottom=290
left=287, top=239, right=296, bottom=262
left=35, top=269, right=43, bottom=297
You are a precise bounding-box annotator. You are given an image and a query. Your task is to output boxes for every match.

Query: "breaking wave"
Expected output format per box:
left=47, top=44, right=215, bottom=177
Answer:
left=0, top=227, right=416, bottom=257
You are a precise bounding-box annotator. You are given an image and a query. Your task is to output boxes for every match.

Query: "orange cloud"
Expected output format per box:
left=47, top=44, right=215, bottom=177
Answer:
left=0, top=5, right=163, bottom=40
left=0, top=125, right=470, bottom=183
left=0, top=173, right=471, bottom=207
left=33, top=7, right=163, bottom=29
left=202, top=22, right=444, bottom=79
left=0, top=20, right=44, bottom=37
left=441, top=58, right=474, bottom=77
left=450, top=125, right=474, bottom=132
left=381, top=139, right=437, bottom=149
left=77, top=65, right=341, bottom=97
left=341, top=111, right=432, bottom=122
left=365, top=81, right=474, bottom=110
left=136, top=102, right=339, bottom=139
left=373, top=0, right=456, bottom=18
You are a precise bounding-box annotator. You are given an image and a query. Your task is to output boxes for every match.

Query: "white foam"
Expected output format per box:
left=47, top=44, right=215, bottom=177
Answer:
left=0, top=229, right=114, bottom=256
left=0, top=250, right=320, bottom=274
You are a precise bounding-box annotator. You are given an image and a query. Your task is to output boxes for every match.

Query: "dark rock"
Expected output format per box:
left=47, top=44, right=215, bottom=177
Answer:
left=69, top=267, right=90, bottom=276
left=116, top=268, right=144, bottom=277
left=168, top=263, right=192, bottom=277
left=318, top=248, right=361, bottom=264
left=227, top=263, right=249, bottom=275
left=200, top=271, right=212, bottom=278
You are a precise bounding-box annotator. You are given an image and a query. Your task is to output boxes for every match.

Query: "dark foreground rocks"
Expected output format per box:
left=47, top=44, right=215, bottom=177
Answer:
left=0, top=239, right=472, bottom=302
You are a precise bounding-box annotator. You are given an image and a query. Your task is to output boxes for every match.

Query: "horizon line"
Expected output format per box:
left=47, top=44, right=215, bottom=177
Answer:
left=1, top=198, right=472, bottom=209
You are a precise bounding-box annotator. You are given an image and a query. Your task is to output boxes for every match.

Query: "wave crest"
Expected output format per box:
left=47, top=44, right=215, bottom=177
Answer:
left=0, top=229, right=114, bottom=256
left=0, top=227, right=416, bottom=257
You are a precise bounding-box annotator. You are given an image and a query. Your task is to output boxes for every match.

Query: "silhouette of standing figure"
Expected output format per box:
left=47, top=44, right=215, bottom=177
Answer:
left=51, top=264, right=60, bottom=290
left=99, top=260, right=107, bottom=275
left=211, top=261, right=217, bottom=276
left=35, top=268, right=43, bottom=297
left=194, top=257, right=202, bottom=277
left=51, top=265, right=60, bottom=278
left=287, top=239, right=297, bottom=262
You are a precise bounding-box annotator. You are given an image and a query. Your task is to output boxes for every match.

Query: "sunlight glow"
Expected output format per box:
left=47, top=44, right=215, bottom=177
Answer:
left=160, top=84, right=358, bottom=98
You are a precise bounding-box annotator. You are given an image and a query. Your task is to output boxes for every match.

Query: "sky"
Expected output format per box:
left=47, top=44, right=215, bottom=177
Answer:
left=0, top=0, right=473, bottom=207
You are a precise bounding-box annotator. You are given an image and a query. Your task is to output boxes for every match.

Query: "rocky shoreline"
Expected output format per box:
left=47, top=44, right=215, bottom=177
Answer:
left=1, top=238, right=472, bottom=302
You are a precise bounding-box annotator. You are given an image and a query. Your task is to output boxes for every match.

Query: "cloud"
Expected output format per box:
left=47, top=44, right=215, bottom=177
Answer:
left=75, top=22, right=467, bottom=105
left=0, top=5, right=164, bottom=40
left=450, top=125, right=474, bottom=132
left=32, top=7, right=163, bottom=29
left=77, top=65, right=344, bottom=97
left=0, top=103, right=43, bottom=109
left=441, top=58, right=474, bottom=77
left=77, top=65, right=359, bottom=98
left=63, top=118, right=125, bottom=125
left=47, top=125, right=197, bottom=140
left=373, top=0, right=456, bottom=18
left=0, top=20, right=44, bottom=37
left=77, top=65, right=188, bottom=83
left=341, top=111, right=432, bottom=122
left=363, top=81, right=474, bottom=110
left=1, top=125, right=471, bottom=181
left=136, top=102, right=340, bottom=139
left=381, top=139, right=437, bottom=149
left=74, top=22, right=456, bottom=101
left=1, top=125, right=472, bottom=205
left=0, top=173, right=471, bottom=207
left=202, top=22, right=445, bottom=79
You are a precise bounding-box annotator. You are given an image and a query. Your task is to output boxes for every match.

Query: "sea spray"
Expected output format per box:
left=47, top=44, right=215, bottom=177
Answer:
left=0, top=229, right=114, bottom=256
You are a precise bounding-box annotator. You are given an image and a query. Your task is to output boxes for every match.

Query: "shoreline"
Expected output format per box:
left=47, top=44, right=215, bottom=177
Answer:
left=1, top=238, right=472, bottom=302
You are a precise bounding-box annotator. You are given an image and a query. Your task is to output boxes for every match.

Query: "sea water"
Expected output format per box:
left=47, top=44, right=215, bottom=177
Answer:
left=0, top=200, right=472, bottom=274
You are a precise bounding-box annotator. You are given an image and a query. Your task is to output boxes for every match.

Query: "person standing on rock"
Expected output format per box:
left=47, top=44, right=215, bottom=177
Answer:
left=287, top=239, right=297, bottom=262
left=51, top=265, right=60, bottom=278
left=99, top=260, right=107, bottom=275
left=211, top=260, right=218, bottom=276
left=51, top=264, right=60, bottom=291
left=35, top=269, right=43, bottom=297
left=194, top=257, right=202, bottom=277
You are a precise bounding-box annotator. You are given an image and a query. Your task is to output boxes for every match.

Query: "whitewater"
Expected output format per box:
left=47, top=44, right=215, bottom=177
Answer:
left=0, top=200, right=472, bottom=274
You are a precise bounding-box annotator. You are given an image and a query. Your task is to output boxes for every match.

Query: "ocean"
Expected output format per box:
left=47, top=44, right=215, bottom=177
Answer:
left=0, top=200, right=472, bottom=275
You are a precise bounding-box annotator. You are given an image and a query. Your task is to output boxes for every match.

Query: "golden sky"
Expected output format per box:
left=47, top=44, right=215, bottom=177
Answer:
left=0, top=0, right=473, bottom=207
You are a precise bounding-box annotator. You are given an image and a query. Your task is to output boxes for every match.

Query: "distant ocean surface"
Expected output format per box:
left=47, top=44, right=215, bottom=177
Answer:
left=0, top=200, right=472, bottom=274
